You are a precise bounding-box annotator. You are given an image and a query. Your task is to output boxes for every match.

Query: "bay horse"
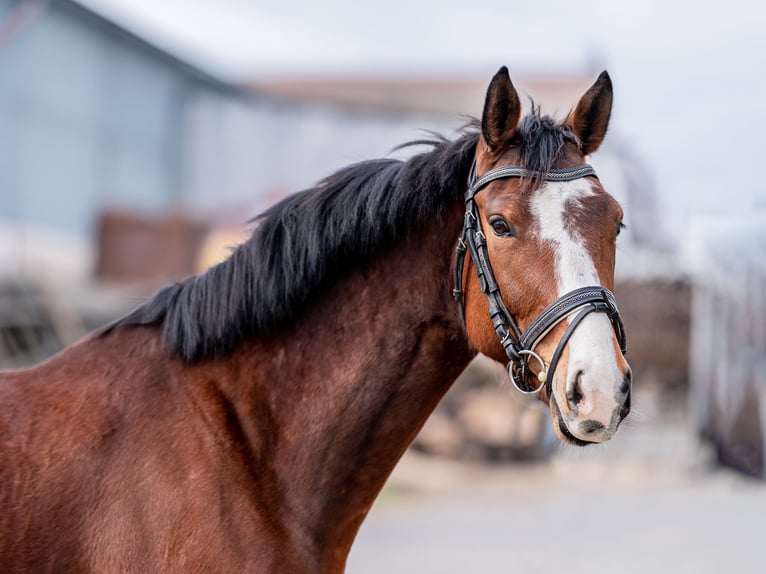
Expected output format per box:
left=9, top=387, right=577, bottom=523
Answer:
left=0, top=67, right=631, bottom=573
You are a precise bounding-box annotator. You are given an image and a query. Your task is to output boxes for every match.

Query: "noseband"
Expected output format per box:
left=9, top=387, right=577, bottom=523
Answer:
left=453, top=161, right=627, bottom=397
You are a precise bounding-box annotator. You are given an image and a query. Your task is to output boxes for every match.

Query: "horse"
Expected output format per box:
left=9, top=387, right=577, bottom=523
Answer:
left=0, top=67, right=631, bottom=573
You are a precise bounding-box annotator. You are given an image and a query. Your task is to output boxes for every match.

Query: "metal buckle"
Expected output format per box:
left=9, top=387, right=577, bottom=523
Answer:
left=509, top=349, right=548, bottom=396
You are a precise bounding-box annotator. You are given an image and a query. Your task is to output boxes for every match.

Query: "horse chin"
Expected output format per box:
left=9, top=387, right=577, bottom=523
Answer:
left=548, top=392, right=596, bottom=447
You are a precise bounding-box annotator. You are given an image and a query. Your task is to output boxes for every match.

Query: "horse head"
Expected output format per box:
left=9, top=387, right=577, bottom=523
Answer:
left=459, top=67, right=631, bottom=446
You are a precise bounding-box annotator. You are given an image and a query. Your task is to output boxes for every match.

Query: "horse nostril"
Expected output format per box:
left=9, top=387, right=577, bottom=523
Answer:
left=619, top=368, right=632, bottom=395
left=619, top=388, right=632, bottom=420
left=567, top=370, right=584, bottom=409
left=580, top=420, right=605, bottom=434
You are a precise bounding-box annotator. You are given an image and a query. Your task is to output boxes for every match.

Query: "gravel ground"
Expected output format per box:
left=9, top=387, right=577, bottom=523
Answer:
left=347, top=388, right=766, bottom=574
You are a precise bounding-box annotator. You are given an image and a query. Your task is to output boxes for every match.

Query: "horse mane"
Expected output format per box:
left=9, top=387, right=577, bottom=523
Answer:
left=107, top=110, right=572, bottom=362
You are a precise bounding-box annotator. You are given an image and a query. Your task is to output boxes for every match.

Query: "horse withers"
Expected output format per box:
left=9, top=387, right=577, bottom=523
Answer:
left=0, top=67, right=630, bottom=573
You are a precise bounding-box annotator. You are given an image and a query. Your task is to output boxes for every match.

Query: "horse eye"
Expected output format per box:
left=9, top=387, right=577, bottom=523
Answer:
left=490, top=218, right=514, bottom=237
left=616, top=221, right=626, bottom=237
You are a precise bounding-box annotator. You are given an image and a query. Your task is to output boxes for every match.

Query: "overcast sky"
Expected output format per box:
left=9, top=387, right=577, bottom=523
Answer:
left=81, top=0, right=766, bottom=239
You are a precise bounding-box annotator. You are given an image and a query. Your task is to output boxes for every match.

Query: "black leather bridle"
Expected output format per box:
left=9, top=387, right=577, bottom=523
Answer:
left=453, top=161, right=627, bottom=397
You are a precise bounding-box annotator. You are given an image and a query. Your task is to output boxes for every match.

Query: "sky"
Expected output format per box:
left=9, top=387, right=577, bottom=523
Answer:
left=81, top=0, right=766, bottom=241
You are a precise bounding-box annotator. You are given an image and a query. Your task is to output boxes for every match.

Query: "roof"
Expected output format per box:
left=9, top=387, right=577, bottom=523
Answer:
left=246, top=73, right=596, bottom=119
left=59, top=0, right=238, bottom=93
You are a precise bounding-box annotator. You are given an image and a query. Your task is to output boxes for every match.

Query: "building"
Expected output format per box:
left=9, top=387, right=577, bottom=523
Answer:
left=0, top=0, right=666, bottom=284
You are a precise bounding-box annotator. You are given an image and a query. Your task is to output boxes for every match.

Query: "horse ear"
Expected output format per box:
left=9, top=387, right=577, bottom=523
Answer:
left=567, top=71, right=613, bottom=155
left=481, top=66, right=521, bottom=151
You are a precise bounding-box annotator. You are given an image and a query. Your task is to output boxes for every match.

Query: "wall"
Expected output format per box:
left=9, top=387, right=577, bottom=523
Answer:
left=687, top=213, right=766, bottom=476
left=0, top=0, right=215, bottom=235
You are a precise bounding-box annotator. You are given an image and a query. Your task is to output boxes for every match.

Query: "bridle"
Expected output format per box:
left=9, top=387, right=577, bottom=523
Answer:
left=453, top=160, right=627, bottom=397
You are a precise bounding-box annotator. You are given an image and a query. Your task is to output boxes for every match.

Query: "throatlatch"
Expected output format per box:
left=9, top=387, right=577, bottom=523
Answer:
left=453, top=161, right=627, bottom=397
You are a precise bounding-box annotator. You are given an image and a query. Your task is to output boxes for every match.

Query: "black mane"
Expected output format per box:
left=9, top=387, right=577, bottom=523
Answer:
left=108, top=111, right=572, bottom=362
left=108, top=124, right=479, bottom=361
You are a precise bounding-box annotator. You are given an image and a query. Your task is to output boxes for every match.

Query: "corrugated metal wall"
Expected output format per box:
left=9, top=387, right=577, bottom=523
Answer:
left=0, top=0, right=207, bottom=234
left=181, top=91, right=455, bottom=215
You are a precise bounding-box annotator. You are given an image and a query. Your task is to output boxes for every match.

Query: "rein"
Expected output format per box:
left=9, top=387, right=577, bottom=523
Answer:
left=453, top=161, right=627, bottom=397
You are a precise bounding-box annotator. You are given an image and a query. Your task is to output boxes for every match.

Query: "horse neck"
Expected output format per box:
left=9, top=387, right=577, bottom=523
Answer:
left=201, top=200, right=473, bottom=569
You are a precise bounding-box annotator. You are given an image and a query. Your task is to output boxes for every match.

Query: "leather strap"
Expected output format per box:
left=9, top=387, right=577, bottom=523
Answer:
left=453, top=160, right=626, bottom=395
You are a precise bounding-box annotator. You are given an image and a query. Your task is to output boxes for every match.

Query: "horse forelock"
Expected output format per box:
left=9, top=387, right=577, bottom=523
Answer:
left=106, top=123, right=480, bottom=361
left=514, top=107, right=580, bottom=190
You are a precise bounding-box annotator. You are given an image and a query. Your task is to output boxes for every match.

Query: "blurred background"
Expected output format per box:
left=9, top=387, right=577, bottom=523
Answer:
left=0, top=1, right=764, bottom=572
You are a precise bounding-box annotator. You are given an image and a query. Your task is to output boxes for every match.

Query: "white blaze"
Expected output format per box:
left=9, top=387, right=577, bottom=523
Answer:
left=531, top=179, right=623, bottom=434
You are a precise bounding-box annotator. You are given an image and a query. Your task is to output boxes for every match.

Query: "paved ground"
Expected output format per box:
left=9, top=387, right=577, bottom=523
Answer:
left=347, top=389, right=766, bottom=573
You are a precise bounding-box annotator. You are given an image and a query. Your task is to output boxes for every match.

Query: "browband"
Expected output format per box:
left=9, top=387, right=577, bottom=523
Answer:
left=466, top=163, right=598, bottom=200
